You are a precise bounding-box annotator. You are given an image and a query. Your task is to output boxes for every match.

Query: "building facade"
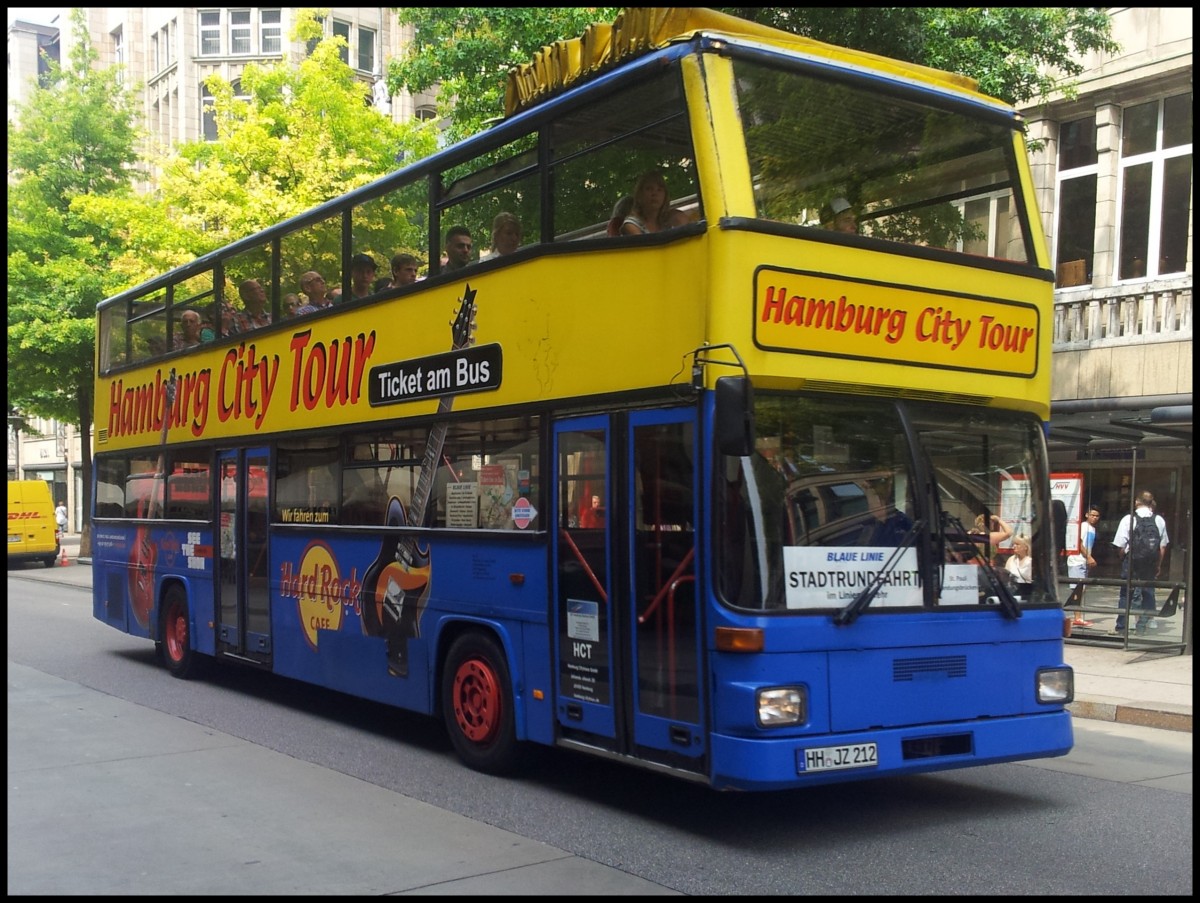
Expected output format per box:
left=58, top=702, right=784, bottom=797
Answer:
left=1020, top=7, right=1192, bottom=649
left=6, top=19, right=60, bottom=121
left=10, top=9, right=438, bottom=141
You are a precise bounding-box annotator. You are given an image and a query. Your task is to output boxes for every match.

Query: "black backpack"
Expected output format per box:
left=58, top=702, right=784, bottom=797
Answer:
left=1129, top=512, right=1161, bottom=569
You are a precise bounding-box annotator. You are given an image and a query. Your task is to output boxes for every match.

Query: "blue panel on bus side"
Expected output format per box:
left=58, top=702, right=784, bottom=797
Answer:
left=314, top=629, right=432, bottom=712
left=423, top=536, right=549, bottom=621
left=267, top=532, right=547, bottom=716
left=519, top=620, right=557, bottom=746
left=91, top=523, right=216, bottom=647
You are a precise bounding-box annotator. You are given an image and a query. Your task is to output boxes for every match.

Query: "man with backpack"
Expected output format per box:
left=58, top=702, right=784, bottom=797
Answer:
left=1110, top=491, right=1169, bottom=635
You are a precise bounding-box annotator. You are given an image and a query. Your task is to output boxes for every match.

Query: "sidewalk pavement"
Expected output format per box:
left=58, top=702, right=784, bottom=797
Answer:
left=25, top=535, right=1196, bottom=735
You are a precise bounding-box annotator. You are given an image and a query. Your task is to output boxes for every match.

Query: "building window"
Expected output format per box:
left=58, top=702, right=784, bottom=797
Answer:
left=201, top=78, right=249, bottom=142
left=201, top=84, right=217, bottom=141
left=166, top=20, right=176, bottom=66
left=1117, top=93, right=1192, bottom=280
left=261, top=9, right=281, bottom=54
left=112, top=27, right=124, bottom=83
left=306, top=15, right=324, bottom=57
left=199, top=10, right=221, bottom=56
left=333, top=20, right=351, bottom=65
left=230, top=9, right=251, bottom=55
left=358, top=26, right=376, bottom=73
left=1054, top=115, right=1097, bottom=287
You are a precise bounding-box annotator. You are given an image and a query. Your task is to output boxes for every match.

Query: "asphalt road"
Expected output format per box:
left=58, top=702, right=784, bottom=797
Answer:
left=7, top=573, right=1193, bottom=895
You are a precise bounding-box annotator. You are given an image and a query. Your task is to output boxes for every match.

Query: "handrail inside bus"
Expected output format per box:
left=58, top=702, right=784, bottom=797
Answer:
left=558, top=528, right=608, bottom=603
left=638, top=546, right=695, bottom=625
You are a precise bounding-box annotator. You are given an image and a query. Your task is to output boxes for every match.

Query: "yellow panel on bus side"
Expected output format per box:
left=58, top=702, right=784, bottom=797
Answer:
left=703, top=227, right=1054, bottom=418
left=94, top=240, right=710, bottom=453
left=681, top=53, right=755, bottom=225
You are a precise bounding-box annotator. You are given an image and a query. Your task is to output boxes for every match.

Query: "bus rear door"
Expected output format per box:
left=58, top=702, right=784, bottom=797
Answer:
left=216, top=448, right=272, bottom=664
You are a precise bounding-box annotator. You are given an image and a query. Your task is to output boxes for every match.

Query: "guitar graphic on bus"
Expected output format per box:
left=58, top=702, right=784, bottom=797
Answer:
left=129, top=370, right=176, bottom=629
left=359, top=286, right=477, bottom=677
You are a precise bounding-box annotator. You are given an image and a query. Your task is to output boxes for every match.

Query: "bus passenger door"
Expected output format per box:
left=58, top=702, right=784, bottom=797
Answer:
left=553, top=418, right=616, bottom=740
left=553, top=410, right=705, bottom=770
left=216, top=448, right=272, bottom=665
left=628, top=410, right=705, bottom=768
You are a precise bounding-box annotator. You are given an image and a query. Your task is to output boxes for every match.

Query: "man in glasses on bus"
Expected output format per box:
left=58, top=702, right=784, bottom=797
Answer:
left=295, top=271, right=334, bottom=315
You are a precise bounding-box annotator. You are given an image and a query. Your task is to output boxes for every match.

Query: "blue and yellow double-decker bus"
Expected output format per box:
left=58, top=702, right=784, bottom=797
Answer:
left=93, top=8, right=1072, bottom=790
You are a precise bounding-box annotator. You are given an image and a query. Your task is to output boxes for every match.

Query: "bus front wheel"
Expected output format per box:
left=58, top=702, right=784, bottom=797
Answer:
left=157, top=585, right=200, bottom=679
left=441, top=633, right=520, bottom=775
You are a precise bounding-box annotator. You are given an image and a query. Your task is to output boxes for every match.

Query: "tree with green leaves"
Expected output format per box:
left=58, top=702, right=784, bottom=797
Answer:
left=111, top=9, right=439, bottom=280
left=727, top=7, right=1119, bottom=106
left=7, top=8, right=142, bottom=556
left=387, top=7, right=1116, bottom=142
left=387, top=8, right=622, bottom=143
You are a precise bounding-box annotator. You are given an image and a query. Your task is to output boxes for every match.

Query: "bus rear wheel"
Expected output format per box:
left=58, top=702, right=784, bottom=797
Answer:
left=441, top=633, right=520, bottom=775
left=157, top=585, right=200, bottom=679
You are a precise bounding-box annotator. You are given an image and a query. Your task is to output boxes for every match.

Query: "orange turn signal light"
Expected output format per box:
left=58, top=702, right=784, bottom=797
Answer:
left=715, top=626, right=764, bottom=653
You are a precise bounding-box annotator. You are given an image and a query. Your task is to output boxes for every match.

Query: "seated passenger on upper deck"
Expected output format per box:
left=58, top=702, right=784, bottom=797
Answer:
left=174, top=308, right=204, bottom=349
left=234, top=278, right=272, bottom=332
left=443, top=226, right=475, bottom=272
left=619, top=168, right=696, bottom=232
left=374, top=252, right=423, bottom=292
left=620, top=170, right=693, bottom=235
left=346, top=253, right=378, bottom=302
left=820, top=196, right=858, bottom=235
left=481, top=212, right=522, bottom=260
left=295, top=271, right=335, bottom=315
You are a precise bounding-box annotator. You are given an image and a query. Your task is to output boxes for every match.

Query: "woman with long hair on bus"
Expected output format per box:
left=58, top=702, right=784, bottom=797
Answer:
left=621, top=170, right=678, bottom=235
left=482, top=212, right=523, bottom=259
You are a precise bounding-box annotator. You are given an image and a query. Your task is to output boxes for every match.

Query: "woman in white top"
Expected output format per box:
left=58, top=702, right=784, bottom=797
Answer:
left=1004, top=534, right=1033, bottom=584
left=482, top=211, right=522, bottom=259
left=621, top=170, right=680, bottom=235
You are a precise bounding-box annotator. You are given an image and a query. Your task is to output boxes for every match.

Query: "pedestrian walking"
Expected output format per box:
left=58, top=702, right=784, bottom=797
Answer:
left=1110, top=491, right=1168, bottom=635
left=1066, top=507, right=1099, bottom=627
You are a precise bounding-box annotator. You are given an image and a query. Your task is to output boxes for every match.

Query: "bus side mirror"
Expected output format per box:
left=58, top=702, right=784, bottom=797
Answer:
left=715, top=376, right=754, bottom=457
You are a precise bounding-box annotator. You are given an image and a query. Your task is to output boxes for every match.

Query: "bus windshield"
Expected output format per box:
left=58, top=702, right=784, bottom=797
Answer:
left=735, top=58, right=1031, bottom=262
left=715, top=394, right=1052, bottom=611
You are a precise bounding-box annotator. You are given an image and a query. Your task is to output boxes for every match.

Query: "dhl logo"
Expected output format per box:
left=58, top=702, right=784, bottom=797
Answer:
left=8, top=512, right=47, bottom=520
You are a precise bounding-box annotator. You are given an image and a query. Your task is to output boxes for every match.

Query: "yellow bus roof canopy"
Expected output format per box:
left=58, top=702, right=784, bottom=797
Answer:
left=504, top=7, right=981, bottom=118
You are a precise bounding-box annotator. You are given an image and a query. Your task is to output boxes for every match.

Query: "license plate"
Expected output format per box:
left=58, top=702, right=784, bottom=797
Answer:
left=8, top=534, right=21, bottom=543
left=798, top=742, right=878, bottom=773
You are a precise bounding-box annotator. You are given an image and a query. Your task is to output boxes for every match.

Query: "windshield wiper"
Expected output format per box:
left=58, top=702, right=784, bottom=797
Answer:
left=834, top=518, right=925, bottom=626
left=941, top=511, right=1021, bottom=620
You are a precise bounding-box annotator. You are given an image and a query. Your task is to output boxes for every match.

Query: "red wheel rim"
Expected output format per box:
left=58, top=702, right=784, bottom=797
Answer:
left=165, top=601, right=188, bottom=664
left=452, top=657, right=502, bottom=743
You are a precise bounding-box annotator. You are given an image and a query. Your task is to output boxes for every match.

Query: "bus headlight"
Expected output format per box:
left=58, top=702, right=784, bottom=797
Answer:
left=1037, top=668, right=1074, bottom=704
left=757, top=686, right=807, bottom=726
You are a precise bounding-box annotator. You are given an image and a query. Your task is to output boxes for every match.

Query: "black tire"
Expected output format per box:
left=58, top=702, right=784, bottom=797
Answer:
left=157, top=585, right=201, bottom=679
left=441, top=632, right=520, bottom=775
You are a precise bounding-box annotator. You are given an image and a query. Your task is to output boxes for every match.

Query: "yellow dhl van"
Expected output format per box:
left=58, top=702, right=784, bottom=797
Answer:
left=7, top=480, right=60, bottom=568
